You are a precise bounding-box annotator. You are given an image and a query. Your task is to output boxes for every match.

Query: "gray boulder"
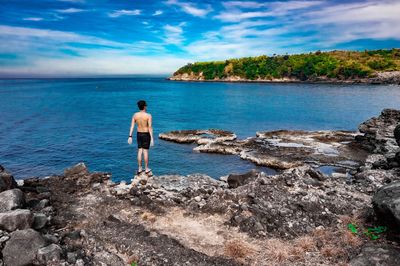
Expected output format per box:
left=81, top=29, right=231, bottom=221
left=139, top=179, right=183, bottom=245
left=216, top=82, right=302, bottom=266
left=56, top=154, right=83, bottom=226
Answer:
left=372, top=181, right=400, bottom=229
left=350, top=244, right=400, bottom=266
left=93, top=251, right=125, bottom=266
left=32, top=213, right=47, bottom=230
left=0, top=209, right=33, bottom=231
left=2, top=229, right=46, bottom=266
left=64, top=162, right=88, bottom=177
left=37, top=244, right=62, bottom=264
left=0, top=166, right=17, bottom=193
left=0, top=189, right=25, bottom=212
left=227, top=169, right=259, bottom=188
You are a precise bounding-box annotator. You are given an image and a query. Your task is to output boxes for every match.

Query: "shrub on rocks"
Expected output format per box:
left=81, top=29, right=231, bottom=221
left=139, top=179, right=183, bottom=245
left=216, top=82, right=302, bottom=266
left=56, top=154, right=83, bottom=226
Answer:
left=2, top=229, right=46, bottom=266
left=0, top=209, right=33, bottom=231
left=0, top=188, right=25, bottom=212
left=0, top=165, right=17, bottom=192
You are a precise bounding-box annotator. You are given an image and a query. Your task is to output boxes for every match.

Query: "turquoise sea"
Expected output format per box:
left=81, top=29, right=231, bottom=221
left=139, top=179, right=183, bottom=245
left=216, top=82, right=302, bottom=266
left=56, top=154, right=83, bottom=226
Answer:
left=1, top=78, right=400, bottom=181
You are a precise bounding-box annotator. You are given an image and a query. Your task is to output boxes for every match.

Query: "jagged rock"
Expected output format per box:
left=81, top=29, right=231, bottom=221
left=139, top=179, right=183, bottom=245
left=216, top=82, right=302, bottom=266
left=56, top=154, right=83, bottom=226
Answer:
left=64, top=162, right=88, bottom=177
left=394, top=124, right=400, bottom=146
left=0, top=188, right=25, bottom=212
left=93, top=251, right=125, bottom=266
left=161, top=129, right=366, bottom=170
left=37, top=244, right=62, bottom=264
left=358, top=109, right=400, bottom=155
left=0, top=209, right=33, bottom=231
left=227, top=169, right=259, bottom=188
left=159, top=129, right=236, bottom=144
left=350, top=244, right=400, bottom=266
left=32, top=213, right=48, bottom=230
left=2, top=229, right=46, bottom=266
left=0, top=166, right=17, bottom=193
left=306, top=168, right=327, bottom=181
left=372, top=181, right=400, bottom=229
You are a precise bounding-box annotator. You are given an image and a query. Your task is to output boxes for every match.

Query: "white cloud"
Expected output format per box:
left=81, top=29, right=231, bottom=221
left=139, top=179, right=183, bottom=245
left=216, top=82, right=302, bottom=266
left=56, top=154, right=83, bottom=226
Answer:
left=108, top=9, right=141, bottom=18
left=163, top=23, right=186, bottom=45
left=23, top=17, right=44, bottom=21
left=165, top=0, right=212, bottom=17
left=216, top=0, right=323, bottom=21
left=153, top=10, right=163, bottom=16
left=56, top=8, right=86, bottom=13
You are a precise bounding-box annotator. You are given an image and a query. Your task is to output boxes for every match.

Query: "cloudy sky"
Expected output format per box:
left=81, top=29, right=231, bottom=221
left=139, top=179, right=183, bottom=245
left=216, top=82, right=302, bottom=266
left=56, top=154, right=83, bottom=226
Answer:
left=0, top=0, right=399, bottom=77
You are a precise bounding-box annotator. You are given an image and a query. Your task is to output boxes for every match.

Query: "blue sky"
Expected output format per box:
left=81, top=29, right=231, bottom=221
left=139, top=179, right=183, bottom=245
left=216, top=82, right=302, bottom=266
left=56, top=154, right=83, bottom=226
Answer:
left=0, top=0, right=399, bottom=77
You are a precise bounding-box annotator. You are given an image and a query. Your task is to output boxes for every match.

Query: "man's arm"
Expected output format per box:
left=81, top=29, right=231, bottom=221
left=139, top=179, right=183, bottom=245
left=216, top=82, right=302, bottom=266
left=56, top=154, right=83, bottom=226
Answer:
left=148, top=114, right=154, bottom=146
left=128, top=114, right=135, bottom=145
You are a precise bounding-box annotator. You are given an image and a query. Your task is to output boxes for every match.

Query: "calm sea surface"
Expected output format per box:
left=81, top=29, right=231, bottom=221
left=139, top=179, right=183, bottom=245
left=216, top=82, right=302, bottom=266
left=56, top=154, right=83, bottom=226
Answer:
left=1, top=78, right=400, bottom=181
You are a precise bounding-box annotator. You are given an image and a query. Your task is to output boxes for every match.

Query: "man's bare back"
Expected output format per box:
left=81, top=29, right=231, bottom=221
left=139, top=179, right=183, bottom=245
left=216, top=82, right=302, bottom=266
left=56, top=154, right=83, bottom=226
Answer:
left=134, top=111, right=152, bottom=133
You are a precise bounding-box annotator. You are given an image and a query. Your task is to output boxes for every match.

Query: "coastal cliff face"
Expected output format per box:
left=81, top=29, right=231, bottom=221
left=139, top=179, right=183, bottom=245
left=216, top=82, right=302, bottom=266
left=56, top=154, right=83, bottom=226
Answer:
left=169, top=49, right=400, bottom=84
left=0, top=109, right=400, bottom=265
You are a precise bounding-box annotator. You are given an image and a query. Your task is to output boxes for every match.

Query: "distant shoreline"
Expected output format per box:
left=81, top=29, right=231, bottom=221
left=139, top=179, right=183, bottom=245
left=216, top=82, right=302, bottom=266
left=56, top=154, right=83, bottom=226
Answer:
left=167, top=71, right=400, bottom=85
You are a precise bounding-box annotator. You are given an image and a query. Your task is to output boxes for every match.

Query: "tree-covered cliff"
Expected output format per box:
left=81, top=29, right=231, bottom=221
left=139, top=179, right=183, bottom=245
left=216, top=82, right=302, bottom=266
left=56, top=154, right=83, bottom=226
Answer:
left=172, top=49, right=400, bottom=81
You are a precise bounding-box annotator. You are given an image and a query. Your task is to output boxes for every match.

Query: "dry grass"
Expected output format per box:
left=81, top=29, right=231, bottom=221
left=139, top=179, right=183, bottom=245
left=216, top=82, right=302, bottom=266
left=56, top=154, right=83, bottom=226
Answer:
left=224, top=239, right=254, bottom=263
left=294, top=236, right=317, bottom=252
left=321, top=245, right=346, bottom=258
left=140, top=211, right=156, bottom=223
left=264, top=238, right=292, bottom=263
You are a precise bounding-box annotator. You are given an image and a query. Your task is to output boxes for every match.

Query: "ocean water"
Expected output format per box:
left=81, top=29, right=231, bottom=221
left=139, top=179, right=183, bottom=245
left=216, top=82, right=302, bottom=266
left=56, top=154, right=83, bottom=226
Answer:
left=1, top=77, right=400, bottom=181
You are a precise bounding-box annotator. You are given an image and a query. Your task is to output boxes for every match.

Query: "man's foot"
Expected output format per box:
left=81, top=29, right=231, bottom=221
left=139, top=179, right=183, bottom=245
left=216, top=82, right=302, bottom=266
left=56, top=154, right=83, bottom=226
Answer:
left=136, top=169, right=144, bottom=175
left=145, top=169, right=153, bottom=177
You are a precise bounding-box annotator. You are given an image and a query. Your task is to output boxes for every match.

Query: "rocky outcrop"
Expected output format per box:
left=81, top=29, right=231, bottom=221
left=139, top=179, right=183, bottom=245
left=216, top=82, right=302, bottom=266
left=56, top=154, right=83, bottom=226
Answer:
left=226, top=169, right=259, bottom=188
left=159, top=129, right=236, bottom=144
left=357, top=109, right=400, bottom=155
left=160, top=129, right=367, bottom=170
left=350, top=244, right=400, bottom=266
left=37, top=244, right=62, bottom=264
left=2, top=229, right=46, bottom=266
left=372, top=181, right=400, bottom=229
left=0, top=165, right=17, bottom=192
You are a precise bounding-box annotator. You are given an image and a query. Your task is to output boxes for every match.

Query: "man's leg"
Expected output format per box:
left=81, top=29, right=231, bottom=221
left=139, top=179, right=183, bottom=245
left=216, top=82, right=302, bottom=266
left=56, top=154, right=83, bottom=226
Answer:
left=143, top=149, right=149, bottom=171
left=137, top=148, right=143, bottom=171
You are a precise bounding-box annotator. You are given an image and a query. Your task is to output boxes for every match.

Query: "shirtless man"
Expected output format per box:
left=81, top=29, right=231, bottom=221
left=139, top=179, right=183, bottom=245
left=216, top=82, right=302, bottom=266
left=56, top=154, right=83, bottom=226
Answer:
left=128, top=100, right=154, bottom=176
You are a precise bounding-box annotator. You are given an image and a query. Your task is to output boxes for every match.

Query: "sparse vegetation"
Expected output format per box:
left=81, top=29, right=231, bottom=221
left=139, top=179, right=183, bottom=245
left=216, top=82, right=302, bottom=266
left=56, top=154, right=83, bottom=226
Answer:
left=174, top=48, right=400, bottom=81
left=223, top=239, right=254, bottom=263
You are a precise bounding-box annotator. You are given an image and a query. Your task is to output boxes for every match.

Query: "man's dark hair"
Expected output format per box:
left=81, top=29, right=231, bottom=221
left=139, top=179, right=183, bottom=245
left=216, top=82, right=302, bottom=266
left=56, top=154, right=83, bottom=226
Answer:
left=137, top=100, right=147, bottom=110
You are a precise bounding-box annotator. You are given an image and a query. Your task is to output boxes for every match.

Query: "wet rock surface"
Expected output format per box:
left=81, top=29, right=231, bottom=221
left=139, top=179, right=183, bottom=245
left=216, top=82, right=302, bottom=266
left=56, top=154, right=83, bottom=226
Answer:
left=160, top=129, right=368, bottom=170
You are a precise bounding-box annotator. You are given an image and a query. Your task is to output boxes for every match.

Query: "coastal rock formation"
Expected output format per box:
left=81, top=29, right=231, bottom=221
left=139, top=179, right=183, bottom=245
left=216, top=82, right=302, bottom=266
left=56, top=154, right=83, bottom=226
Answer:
left=0, top=165, right=17, bottom=192
left=160, top=129, right=367, bottom=170
left=159, top=129, right=236, bottom=144
left=372, top=181, right=400, bottom=229
left=357, top=109, right=400, bottom=155
left=1, top=109, right=400, bottom=265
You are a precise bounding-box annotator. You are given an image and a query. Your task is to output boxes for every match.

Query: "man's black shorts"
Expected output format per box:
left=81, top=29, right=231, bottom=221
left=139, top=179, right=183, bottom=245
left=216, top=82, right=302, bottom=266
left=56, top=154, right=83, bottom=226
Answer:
left=137, top=132, right=151, bottom=149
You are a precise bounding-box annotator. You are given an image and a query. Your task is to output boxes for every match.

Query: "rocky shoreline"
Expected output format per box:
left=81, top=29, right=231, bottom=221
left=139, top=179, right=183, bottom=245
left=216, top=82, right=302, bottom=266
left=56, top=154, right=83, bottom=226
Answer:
left=1, top=109, right=400, bottom=265
left=168, top=71, right=400, bottom=85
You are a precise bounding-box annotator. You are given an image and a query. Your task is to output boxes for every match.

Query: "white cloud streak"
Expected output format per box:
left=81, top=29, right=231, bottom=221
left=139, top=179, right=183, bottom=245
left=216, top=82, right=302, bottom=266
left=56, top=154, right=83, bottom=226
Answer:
left=23, top=17, right=44, bottom=21
left=153, top=10, right=163, bottom=16
left=108, top=9, right=141, bottom=18
left=165, top=0, right=212, bottom=17
left=56, top=8, right=86, bottom=13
